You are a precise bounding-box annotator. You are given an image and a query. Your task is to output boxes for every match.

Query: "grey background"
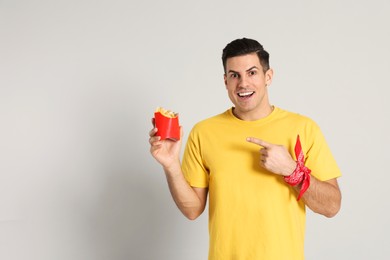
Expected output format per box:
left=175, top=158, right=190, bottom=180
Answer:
left=1, top=0, right=389, bottom=259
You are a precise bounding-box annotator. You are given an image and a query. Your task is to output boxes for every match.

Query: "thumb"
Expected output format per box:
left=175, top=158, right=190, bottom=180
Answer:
left=246, top=137, right=273, bottom=148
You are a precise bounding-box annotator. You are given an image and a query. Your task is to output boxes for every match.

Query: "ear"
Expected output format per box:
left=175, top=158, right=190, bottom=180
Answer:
left=224, top=74, right=228, bottom=89
left=265, top=68, right=274, bottom=86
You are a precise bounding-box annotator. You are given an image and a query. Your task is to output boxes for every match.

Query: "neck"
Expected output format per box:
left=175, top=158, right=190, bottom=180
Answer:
left=232, top=105, right=274, bottom=121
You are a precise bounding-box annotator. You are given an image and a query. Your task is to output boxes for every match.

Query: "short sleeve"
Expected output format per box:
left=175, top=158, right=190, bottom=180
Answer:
left=181, top=126, right=209, bottom=188
left=304, top=121, right=342, bottom=181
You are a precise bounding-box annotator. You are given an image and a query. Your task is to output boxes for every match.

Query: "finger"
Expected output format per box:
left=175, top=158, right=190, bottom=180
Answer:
left=149, top=127, right=158, bottom=137
left=246, top=137, right=272, bottom=148
left=151, top=117, right=155, bottom=127
left=149, top=135, right=161, bottom=145
left=259, top=158, right=266, bottom=167
left=150, top=144, right=163, bottom=156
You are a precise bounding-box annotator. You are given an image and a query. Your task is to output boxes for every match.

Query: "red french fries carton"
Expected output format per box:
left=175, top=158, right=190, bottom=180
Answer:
left=154, top=107, right=180, bottom=141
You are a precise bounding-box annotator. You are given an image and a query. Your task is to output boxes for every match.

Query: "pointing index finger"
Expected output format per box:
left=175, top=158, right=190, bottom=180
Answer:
left=246, top=137, right=272, bottom=148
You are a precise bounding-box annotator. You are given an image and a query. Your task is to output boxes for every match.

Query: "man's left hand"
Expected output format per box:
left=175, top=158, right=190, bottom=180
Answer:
left=246, top=137, right=297, bottom=177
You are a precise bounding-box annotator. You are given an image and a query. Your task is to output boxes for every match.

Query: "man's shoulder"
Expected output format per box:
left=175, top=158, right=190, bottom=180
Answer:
left=194, top=110, right=230, bottom=126
left=275, top=107, right=317, bottom=125
left=189, top=109, right=231, bottom=135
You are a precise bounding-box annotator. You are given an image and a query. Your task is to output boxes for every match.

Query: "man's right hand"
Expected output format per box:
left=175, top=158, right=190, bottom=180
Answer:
left=149, top=119, right=183, bottom=171
left=149, top=120, right=207, bottom=220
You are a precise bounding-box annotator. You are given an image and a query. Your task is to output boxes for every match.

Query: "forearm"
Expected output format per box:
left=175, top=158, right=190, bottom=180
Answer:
left=163, top=163, right=206, bottom=220
left=296, top=176, right=341, bottom=218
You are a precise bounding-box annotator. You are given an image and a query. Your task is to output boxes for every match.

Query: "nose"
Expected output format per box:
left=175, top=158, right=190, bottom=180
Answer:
left=239, top=74, right=249, bottom=88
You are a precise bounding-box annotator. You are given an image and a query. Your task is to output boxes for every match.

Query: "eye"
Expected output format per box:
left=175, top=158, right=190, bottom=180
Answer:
left=230, top=73, right=239, bottom=78
left=248, top=70, right=257, bottom=76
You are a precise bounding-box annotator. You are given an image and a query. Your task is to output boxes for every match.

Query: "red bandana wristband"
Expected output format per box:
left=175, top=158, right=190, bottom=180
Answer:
left=284, top=135, right=311, bottom=200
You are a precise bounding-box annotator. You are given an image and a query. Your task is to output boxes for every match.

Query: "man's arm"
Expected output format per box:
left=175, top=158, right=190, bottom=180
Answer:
left=246, top=137, right=341, bottom=218
left=163, top=163, right=208, bottom=220
left=149, top=126, right=208, bottom=220
left=297, top=177, right=341, bottom=218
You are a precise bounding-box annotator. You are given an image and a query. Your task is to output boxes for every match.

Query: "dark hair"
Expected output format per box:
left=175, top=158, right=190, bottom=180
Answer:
left=222, top=38, right=270, bottom=73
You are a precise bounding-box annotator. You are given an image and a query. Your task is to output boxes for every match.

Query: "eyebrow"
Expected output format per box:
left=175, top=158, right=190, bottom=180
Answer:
left=246, top=66, right=259, bottom=72
left=227, top=66, right=259, bottom=74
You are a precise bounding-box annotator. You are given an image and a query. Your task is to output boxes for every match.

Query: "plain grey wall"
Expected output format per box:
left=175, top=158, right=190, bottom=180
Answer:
left=1, top=0, right=389, bottom=259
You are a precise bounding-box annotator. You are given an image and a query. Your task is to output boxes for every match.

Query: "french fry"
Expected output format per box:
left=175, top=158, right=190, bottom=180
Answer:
left=155, top=107, right=178, bottom=118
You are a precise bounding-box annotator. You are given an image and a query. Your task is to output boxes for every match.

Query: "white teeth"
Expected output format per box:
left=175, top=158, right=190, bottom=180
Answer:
left=238, top=91, right=254, bottom=97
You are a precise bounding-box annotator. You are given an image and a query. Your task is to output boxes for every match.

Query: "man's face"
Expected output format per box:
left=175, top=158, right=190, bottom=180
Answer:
left=224, top=53, right=273, bottom=120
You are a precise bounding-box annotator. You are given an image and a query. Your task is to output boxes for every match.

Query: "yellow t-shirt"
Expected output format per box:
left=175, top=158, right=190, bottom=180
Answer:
left=182, top=107, right=341, bottom=260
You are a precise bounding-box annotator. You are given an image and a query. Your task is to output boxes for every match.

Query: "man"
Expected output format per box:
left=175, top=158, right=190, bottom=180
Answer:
left=149, top=38, right=341, bottom=259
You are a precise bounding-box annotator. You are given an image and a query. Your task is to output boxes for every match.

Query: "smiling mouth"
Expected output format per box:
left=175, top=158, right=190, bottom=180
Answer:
left=237, top=91, right=255, bottom=98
